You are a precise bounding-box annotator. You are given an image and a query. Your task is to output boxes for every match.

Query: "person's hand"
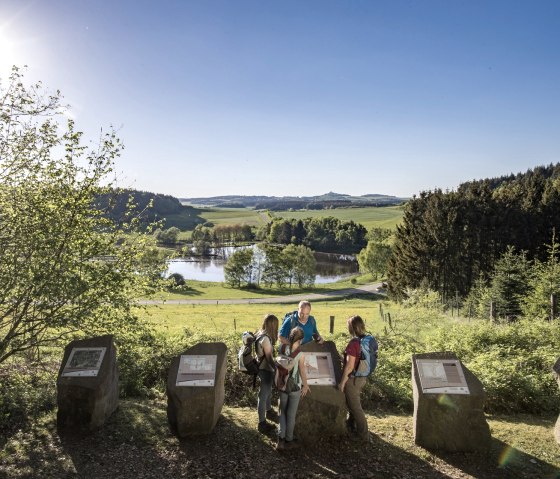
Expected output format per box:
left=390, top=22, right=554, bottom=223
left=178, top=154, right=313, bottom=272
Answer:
left=338, top=381, right=346, bottom=392
left=318, top=336, right=325, bottom=345
left=301, top=384, right=310, bottom=397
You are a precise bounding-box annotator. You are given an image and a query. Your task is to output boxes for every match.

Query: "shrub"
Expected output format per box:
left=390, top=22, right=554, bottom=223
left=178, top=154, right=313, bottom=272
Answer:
left=0, top=363, right=57, bottom=437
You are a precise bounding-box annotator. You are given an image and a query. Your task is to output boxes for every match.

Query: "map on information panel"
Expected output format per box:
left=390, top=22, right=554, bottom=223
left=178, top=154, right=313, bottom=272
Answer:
left=416, top=358, right=470, bottom=395
left=176, top=354, right=217, bottom=387
left=62, top=347, right=107, bottom=377
left=304, top=352, right=336, bottom=385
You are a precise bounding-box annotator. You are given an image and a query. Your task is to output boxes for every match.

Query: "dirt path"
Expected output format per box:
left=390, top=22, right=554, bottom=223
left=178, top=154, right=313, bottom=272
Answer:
left=140, top=283, right=383, bottom=305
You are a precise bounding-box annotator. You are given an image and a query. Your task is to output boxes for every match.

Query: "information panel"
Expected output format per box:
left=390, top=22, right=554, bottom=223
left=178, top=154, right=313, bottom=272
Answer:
left=176, top=354, right=217, bottom=387
left=304, top=352, right=336, bottom=386
left=416, top=358, right=470, bottom=395
left=62, top=347, right=107, bottom=377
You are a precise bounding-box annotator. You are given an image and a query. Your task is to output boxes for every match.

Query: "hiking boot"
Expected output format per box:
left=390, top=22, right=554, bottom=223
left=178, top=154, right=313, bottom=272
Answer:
left=345, top=419, right=357, bottom=433
left=275, top=437, right=285, bottom=451
left=266, top=408, right=279, bottom=422
left=284, top=439, right=297, bottom=450
left=258, top=420, right=275, bottom=434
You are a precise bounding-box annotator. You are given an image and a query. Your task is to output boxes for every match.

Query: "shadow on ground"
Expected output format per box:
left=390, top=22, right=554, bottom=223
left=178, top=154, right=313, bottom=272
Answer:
left=432, top=437, right=560, bottom=479
left=2, top=401, right=559, bottom=479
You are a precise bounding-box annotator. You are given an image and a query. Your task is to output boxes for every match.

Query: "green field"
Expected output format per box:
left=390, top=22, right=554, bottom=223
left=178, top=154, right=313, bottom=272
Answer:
left=140, top=297, right=388, bottom=336
left=197, top=207, right=269, bottom=227
left=271, top=205, right=404, bottom=230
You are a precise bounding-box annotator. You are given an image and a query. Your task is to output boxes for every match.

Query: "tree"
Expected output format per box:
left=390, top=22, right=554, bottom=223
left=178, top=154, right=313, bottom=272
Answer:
left=0, top=67, right=166, bottom=364
left=223, top=248, right=254, bottom=287
left=522, top=235, right=560, bottom=320
left=489, top=246, right=531, bottom=320
left=282, top=244, right=316, bottom=288
left=357, top=241, right=392, bottom=279
left=156, top=226, right=180, bottom=244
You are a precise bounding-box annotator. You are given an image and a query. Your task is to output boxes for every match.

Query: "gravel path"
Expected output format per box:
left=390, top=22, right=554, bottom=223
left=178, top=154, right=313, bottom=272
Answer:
left=140, top=283, right=383, bottom=305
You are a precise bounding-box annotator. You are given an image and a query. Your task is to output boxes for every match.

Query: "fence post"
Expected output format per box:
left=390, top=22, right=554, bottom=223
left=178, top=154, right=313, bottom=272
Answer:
left=551, top=293, right=557, bottom=321
left=330, top=316, right=335, bottom=334
left=490, top=301, right=496, bottom=321
left=234, top=318, right=237, bottom=331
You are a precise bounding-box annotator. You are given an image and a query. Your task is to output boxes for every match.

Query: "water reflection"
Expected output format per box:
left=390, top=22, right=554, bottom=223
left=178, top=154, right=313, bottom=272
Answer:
left=166, top=245, right=358, bottom=284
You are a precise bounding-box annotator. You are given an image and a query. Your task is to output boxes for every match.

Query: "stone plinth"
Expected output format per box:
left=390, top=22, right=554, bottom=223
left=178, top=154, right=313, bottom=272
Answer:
left=166, top=342, right=227, bottom=437
left=412, top=352, right=491, bottom=452
left=57, top=335, right=119, bottom=431
left=293, top=341, right=346, bottom=441
left=553, top=357, right=560, bottom=445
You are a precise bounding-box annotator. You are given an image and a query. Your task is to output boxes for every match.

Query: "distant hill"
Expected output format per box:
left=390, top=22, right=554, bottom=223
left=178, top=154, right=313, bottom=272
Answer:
left=180, top=192, right=407, bottom=210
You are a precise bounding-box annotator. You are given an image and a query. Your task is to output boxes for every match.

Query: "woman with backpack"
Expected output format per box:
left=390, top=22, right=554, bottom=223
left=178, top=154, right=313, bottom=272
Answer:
left=338, top=315, right=370, bottom=442
left=255, top=313, right=279, bottom=433
left=275, top=326, right=310, bottom=450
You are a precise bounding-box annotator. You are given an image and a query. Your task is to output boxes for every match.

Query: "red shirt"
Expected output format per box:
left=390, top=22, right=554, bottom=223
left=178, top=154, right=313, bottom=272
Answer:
left=343, top=337, right=361, bottom=376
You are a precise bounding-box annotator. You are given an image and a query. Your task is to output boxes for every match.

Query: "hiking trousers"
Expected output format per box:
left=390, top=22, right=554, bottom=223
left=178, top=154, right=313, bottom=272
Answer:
left=344, top=376, right=368, bottom=440
left=257, top=369, right=273, bottom=422
left=278, top=389, right=301, bottom=442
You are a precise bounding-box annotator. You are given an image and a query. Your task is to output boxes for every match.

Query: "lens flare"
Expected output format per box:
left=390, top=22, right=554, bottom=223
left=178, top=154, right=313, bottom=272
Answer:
left=498, top=445, right=517, bottom=467
left=437, top=394, right=458, bottom=411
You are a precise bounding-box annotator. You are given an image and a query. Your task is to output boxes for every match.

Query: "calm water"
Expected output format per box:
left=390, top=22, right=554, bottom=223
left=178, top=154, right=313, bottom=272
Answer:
left=166, top=246, right=358, bottom=284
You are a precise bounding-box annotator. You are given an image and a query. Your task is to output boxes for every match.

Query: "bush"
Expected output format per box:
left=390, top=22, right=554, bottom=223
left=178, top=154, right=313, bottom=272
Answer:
left=0, top=363, right=57, bottom=437
left=426, top=319, right=560, bottom=413
left=168, top=273, right=186, bottom=288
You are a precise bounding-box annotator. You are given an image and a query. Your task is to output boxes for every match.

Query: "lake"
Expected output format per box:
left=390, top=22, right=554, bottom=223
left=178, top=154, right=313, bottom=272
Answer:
left=166, top=246, right=358, bottom=284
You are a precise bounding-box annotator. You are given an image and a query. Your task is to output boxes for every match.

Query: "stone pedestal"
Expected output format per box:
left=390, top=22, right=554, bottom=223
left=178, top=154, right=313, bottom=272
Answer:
left=166, top=342, right=227, bottom=437
left=553, top=357, right=560, bottom=445
left=293, top=341, right=347, bottom=441
left=57, top=335, right=119, bottom=431
left=412, top=352, right=491, bottom=452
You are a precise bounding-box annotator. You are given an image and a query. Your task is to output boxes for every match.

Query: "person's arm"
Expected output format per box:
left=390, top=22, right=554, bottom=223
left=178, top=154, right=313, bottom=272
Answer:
left=299, top=354, right=310, bottom=397
left=312, top=318, right=324, bottom=344
left=338, top=354, right=356, bottom=392
left=262, top=338, right=275, bottom=368
left=278, top=317, right=290, bottom=345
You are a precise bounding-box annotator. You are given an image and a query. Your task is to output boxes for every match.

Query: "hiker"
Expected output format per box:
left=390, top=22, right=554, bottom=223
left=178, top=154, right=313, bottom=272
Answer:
left=338, top=315, right=370, bottom=442
left=276, top=326, right=309, bottom=450
left=278, top=300, right=324, bottom=346
left=255, top=314, right=279, bottom=433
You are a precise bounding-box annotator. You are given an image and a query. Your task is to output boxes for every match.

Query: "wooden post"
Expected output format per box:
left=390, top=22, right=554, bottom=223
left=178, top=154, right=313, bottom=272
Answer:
left=330, top=316, right=335, bottom=334
left=234, top=318, right=237, bottom=331
left=551, top=293, right=557, bottom=321
left=490, top=301, right=496, bottom=321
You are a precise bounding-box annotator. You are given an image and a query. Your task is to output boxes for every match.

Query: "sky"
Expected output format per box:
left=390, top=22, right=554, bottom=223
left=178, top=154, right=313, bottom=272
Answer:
left=0, top=0, right=559, bottom=199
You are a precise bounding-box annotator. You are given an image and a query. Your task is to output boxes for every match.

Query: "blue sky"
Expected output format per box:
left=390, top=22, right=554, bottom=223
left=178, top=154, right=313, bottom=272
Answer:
left=1, top=0, right=559, bottom=198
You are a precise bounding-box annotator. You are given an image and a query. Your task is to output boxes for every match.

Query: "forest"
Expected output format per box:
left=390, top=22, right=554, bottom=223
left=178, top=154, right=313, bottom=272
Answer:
left=388, top=164, right=560, bottom=313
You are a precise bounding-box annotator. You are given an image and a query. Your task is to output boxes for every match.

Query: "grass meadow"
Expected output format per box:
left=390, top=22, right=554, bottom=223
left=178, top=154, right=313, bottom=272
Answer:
left=197, top=207, right=269, bottom=227
left=139, top=297, right=389, bottom=336
left=271, top=205, right=405, bottom=230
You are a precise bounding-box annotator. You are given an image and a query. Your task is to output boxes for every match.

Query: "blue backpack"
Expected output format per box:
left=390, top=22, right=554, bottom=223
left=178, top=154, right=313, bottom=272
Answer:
left=354, top=335, right=378, bottom=377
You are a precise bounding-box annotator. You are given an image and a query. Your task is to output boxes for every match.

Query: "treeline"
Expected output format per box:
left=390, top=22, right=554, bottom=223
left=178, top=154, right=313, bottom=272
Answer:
left=96, top=189, right=204, bottom=229
left=260, top=217, right=368, bottom=254
left=253, top=200, right=394, bottom=211
left=388, top=163, right=560, bottom=301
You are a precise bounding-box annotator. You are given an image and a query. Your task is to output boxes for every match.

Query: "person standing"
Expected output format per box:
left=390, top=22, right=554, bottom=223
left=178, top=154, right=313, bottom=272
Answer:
left=278, top=300, right=324, bottom=346
left=338, top=315, right=370, bottom=442
left=276, top=326, right=310, bottom=450
left=255, top=314, right=279, bottom=433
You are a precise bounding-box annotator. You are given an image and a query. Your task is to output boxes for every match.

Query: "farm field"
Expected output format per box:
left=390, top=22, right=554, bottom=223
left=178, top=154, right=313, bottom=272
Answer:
left=197, top=207, right=269, bottom=227
left=271, top=205, right=404, bottom=230
left=140, top=297, right=388, bottom=336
